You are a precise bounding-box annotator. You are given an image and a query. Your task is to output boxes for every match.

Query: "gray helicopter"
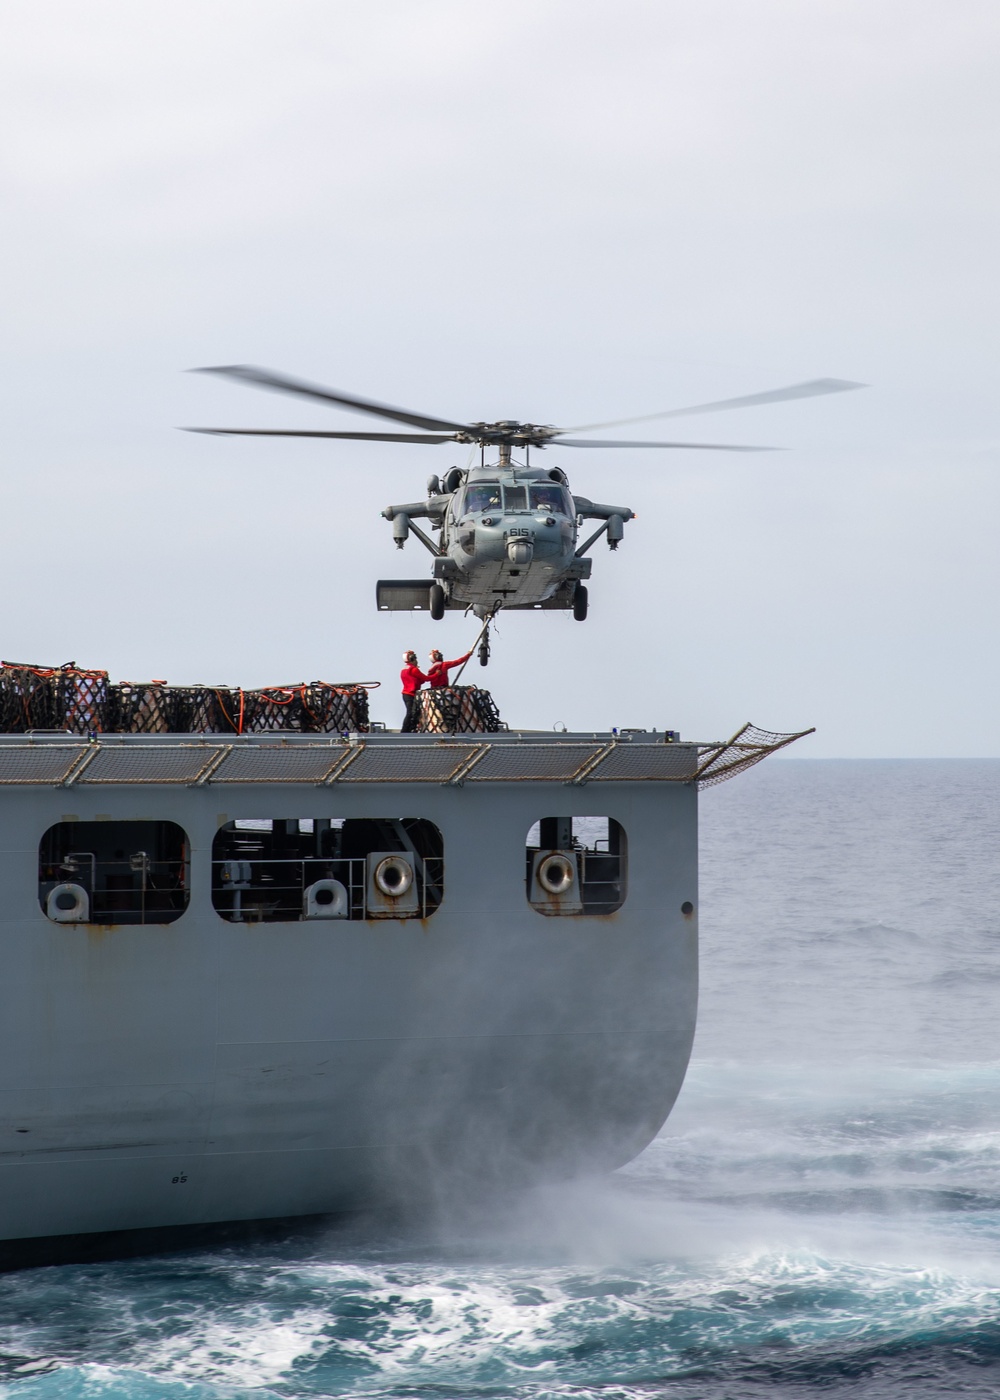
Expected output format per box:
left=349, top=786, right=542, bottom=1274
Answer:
left=188, top=366, right=863, bottom=629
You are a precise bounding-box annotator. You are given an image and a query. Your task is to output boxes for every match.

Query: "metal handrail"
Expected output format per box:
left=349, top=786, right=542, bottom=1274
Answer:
left=210, top=854, right=445, bottom=922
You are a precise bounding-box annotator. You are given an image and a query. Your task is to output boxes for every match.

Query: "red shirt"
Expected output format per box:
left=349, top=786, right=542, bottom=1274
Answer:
left=400, top=664, right=429, bottom=695
left=427, top=652, right=472, bottom=689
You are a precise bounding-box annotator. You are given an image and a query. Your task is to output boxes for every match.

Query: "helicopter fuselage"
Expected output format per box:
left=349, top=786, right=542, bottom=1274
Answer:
left=381, top=457, right=634, bottom=620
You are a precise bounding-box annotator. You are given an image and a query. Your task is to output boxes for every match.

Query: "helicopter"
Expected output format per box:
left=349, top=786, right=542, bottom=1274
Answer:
left=188, top=366, right=863, bottom=631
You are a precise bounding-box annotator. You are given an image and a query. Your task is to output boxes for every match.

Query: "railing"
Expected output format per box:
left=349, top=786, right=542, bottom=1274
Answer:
left=210, top=855, right=444, bottom=923
left=526, top=845, right=625, bottom=916
left=39, top=856, right=188, bottom=924
left=576, top=848, right=624, bottom=915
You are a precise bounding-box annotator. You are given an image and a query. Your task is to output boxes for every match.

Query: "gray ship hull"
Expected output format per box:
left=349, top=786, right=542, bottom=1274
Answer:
left=0, top=732, right=700, bottom=1244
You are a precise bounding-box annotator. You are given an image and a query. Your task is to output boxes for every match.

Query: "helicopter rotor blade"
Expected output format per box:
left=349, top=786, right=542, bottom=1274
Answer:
left=552, top=437, right=778, bottom=451
left=562, top=378, right=866, bottom=434
left=184, top=428, right=463, bottom=443
left=191, top=364, right=475, bottom=435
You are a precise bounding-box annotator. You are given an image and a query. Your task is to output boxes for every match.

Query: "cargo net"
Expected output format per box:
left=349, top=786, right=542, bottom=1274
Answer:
left=414, top=685, right=502, bottom=735
left=695, top=722, right=815, bottom=789
left=0, top=662, right=374, bottom=735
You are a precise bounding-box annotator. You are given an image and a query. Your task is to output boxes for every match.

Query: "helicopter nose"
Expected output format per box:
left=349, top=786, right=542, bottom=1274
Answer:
left=506, top=537, right=534, bottom=567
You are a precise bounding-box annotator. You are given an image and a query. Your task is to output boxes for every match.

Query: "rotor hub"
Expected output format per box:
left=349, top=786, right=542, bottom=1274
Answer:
left=466, top=421, right=557, bottom=448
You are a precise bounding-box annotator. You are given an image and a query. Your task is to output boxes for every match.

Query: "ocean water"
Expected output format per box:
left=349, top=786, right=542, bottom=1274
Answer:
left=3, top=759, right=1000, bottom=1399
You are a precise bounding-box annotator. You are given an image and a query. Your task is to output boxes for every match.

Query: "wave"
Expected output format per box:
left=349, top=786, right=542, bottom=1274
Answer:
left=4, top=1240, right=1000, bottom=1399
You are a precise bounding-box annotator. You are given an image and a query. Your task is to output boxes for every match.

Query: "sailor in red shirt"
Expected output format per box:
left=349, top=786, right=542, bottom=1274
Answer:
left=400, top=650, right=429, bottom=732
left=427, top=648, right=473, bottom=689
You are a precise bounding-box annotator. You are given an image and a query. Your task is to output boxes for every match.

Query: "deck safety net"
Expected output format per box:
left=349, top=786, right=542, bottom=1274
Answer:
left=694, top=723, right=816, bottom=789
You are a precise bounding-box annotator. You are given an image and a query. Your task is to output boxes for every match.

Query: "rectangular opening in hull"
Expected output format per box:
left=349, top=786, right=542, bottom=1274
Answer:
left=39, top=821, right=190, bottom=924
left=525, top=817, right=626, bottom=916
left=211, top=817, right=443, bottom=922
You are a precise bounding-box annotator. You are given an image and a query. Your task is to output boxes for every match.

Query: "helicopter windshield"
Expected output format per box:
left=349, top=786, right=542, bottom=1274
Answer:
left=463, top=483, right=502, bottom=514
left=529, top=484, right=570, bottom=515
left=503, top=485, right=528, bottom=512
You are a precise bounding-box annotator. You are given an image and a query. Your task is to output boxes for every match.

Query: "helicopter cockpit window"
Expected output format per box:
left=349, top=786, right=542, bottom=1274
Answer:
left=463, top=483, right=502, bottom=515
left=502, top=485, right=528, bottom=512
left=530, top=484, right=570, bottom=515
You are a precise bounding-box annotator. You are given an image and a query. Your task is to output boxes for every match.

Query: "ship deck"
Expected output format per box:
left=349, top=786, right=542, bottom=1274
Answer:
left=0, top=724, right=808, bottom=789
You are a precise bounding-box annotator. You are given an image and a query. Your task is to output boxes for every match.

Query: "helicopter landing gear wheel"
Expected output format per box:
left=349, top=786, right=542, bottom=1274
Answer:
left=429, top=583, right=445, bottom=621
left=573, top=583, right=589, bottom=622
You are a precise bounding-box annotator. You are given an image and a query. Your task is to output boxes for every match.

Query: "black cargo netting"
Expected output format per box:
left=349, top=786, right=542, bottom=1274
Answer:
left=0, top=663, right=373, bottom=735
left=696, top=722, right=814, bottom=789
left=241, top=684, right=369, bottom=735
left=0, top=663, right=109, bottom=733
left=415, top=686, right=502, bottom=735
left=109, top=684, right=179, bottom=734
left=0, top=664, right=54, bottom=731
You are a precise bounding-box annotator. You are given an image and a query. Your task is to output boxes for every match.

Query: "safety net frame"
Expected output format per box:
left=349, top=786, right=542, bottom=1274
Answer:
left=693, top=723, right=816, bottom=789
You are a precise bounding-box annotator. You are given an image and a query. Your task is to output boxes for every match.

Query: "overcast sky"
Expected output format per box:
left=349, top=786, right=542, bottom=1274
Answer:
left=2, top=1, right=998, bottom=754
